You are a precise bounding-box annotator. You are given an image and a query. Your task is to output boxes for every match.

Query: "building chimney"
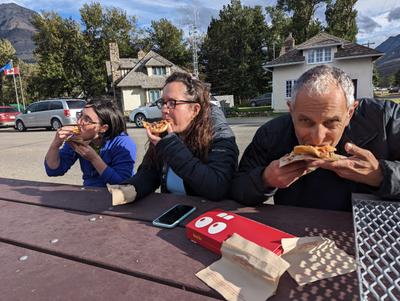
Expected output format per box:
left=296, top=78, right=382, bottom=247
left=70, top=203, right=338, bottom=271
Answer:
left=109, top=42, right=121, bottom=83
left=279, top=33, right=295, bottom=56
left=137, top=50, right=146, bottom=60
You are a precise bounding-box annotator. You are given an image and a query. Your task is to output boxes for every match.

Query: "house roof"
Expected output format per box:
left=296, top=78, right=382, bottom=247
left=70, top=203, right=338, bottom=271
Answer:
left=145, top=57, right=171, bottom=67
left=105, top=58, right=139, bottom=76
left=296, top=32, right=347, bottom=49
left=265, top=32, right=383, bottom=68
left=335, top=43, right=382, bottom=59
left=117, top=50, right=185, bottom=88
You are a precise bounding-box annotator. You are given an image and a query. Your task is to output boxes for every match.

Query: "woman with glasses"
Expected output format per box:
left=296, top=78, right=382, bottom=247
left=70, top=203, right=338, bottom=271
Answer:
left=45, top=99, right=136, bottom=187
left=108, top=72, right=239, bottom=203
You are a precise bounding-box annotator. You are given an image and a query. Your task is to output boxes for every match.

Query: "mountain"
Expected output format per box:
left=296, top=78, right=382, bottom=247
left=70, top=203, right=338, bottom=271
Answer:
left=375, top=34, right=400, bottom=78
left=0, top=3, right=38, bottom=62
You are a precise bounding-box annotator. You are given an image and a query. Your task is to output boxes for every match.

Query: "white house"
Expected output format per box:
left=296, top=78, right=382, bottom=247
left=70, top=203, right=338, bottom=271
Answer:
left=106, top=43, right=185, bottom=112
left=265, top=32, right=383, bottom=112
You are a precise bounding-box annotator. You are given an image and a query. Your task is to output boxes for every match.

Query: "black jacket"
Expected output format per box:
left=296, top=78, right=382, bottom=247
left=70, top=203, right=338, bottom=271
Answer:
left=232, top=98, right=400, bottom=211
left=124, top=105, right=239, bottom=201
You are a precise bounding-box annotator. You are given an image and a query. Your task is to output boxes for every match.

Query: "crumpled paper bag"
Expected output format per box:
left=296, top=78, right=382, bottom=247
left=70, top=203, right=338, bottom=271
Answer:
left=281, top=236, right=357, bottom=286
left=106, top=184, right=137, bottom=206
left=196, top=233, right=290, bottom=301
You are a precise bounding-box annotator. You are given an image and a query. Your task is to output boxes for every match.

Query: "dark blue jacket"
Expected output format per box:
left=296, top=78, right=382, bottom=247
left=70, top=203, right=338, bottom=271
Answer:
left=232, top=98, right=400, bottom=211
left=124, top=105, right=239, bottom=201
left=45, top=133, right=136, bottom=187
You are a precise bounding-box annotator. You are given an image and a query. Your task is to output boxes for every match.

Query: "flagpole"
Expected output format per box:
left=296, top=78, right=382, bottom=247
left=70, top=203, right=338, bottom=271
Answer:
left=10, top=60, right=21, bottom=112
left=17, top=69, right=26, bottom=110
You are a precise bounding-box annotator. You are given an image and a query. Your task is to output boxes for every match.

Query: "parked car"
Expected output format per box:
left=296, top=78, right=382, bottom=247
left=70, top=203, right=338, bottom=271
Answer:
left=15, top=98, right=86, bottom=132
left=388, top=87, right=399, bottom=93
left=129, top=100, right=162, bottom=128
left=0, top=106, right=21, bottom=127
left=249, top=93, right=272, bottom=107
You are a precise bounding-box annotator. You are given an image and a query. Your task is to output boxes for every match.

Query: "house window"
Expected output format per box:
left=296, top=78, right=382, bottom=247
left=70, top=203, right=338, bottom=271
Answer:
left=286, top=80, right=296, bottom=98
left=149, top=90, right=161, bottom=102
left=152, top=67, right=166, bottom=75
left=307, top=47, right=332, bottom=64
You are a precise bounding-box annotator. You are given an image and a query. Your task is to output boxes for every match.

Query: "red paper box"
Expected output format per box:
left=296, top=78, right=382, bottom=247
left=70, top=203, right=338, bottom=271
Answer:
left=186, top=209, right=295, bottom=255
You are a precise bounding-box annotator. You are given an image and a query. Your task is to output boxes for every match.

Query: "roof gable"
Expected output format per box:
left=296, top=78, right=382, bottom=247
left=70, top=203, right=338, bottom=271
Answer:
left=117, top=50, right=185, bottom=88
left=296, top=32, right=347, bottom=50
left=265, top=32, right=383, bottom=68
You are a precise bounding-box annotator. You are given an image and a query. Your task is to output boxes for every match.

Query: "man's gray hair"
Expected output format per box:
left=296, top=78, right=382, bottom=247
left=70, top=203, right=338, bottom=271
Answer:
left=291, top=65, right=355, bottom=107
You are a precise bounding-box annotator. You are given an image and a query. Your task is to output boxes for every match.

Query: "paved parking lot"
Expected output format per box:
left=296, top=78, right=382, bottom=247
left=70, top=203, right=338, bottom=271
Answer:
left=0, top=118, right=271, bottom=186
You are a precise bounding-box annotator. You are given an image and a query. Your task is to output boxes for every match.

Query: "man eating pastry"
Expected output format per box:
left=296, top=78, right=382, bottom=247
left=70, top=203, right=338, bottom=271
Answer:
left=232, top=65, right=400, bottom=211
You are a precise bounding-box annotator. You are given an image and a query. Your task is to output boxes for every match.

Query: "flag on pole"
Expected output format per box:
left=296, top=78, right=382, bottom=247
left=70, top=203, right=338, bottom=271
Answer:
left=4, top=67, right=19, bottom=76
left=0, top=62, right=12, bottom=73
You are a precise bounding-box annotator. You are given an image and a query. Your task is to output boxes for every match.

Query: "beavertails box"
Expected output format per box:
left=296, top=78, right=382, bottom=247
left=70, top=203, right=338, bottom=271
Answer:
left=186, top=209, right=295, bottom=255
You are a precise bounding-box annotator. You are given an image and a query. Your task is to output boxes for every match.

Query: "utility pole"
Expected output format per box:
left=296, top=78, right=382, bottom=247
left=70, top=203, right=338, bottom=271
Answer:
left=362, top=41, right=375, bottom=48
left=189, top=9, right=199, bottom=78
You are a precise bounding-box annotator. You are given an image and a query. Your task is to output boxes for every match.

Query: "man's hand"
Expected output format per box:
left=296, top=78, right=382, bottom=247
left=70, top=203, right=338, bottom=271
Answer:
left=262, top=159, right=310, bottom=189
left=147, top=122, right=173, bottom=145
left=310, top=143, right=383, bottom=187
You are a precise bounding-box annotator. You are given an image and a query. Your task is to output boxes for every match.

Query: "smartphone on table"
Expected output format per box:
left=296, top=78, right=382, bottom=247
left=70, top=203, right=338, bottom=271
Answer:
left=152, top=204, right=196, bottom=228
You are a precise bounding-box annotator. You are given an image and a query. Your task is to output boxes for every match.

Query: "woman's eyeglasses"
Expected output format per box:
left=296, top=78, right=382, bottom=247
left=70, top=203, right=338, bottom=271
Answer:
left=76, top=111, right=100, bottom=125
left=155, top=98, right=198, bottom=110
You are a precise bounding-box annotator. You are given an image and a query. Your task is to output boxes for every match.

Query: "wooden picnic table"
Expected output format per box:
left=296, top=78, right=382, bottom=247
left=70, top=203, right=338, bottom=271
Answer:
left=0, top=177, right=358, bottom=300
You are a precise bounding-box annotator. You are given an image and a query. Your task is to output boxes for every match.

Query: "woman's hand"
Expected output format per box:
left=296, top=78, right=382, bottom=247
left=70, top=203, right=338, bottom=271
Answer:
left=52, top=126, right=78, bottom=148
left=147, top=122, right=173, bottom=145
left=69, top=142, right=98, bottom=162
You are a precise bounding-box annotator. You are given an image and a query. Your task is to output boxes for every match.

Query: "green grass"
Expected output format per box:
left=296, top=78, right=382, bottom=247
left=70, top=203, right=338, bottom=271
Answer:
left=235, top=106, right=272, bottom=113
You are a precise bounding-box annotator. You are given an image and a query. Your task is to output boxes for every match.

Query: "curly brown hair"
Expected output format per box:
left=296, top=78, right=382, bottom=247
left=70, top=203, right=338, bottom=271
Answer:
left=144, top=72, right=213, bottom=163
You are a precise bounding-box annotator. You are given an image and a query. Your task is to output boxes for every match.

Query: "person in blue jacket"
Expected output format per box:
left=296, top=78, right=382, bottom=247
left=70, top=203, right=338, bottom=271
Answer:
left=45, top=99, right=136, bottom=187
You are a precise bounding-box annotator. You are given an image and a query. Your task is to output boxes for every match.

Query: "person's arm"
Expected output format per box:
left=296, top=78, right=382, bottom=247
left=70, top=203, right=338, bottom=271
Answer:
left=45, top=142, right=78, bottom=176
left=155, top=133, right=239, bottom=201
left=97, top=136, right=136, bottom=185
left=368, top=101, right=400, bottom=198
left=122, top=158, right=162, bottom=200
left=231, top=127, right=276, bottom=205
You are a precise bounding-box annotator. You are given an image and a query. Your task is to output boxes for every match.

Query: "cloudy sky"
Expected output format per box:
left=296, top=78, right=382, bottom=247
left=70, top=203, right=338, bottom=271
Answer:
left=2, top=0, right=400, bottom=47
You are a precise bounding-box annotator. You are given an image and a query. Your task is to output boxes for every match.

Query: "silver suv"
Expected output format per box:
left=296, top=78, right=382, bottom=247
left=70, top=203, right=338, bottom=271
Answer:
left=129, top=100, right=162, bottom=127
left=15, top=99, right=86, bottom=131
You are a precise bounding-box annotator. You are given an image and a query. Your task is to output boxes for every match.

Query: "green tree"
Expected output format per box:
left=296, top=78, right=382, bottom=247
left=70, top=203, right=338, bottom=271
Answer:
left=202, top=0, right=269, bottom=103
left=0, top=39, right=17, bottom=103
left=325, top=0, right=357, bottom=42
left=277, top=0, right=325, bottom=43
left=265, top=5, right=291, bottom=60
left=372, top=66, right=381, bottom=87
left=32, top=12, right=83, bottom=97
left=141, top=18, right=191, bottom=68
left=395, top=69, right=400, bottom=86
left=80, top=2, right=137, bottom=96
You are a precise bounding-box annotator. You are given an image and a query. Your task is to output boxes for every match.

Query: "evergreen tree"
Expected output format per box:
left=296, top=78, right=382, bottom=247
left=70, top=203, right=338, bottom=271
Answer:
left=31, top=12, right=83, bottom=97
left=0, top=39, right=17, bottom=103
left=202, top=0, right=269, bottom=103
left=80, top=2, right=137, bottom=96
left=372, top=66, right=381, bottom=87
left=140, top=18, right=191, bottom=69
left=277, top=0, right=325, bottom=43
left=325, top=0, right=358, bottom=42
left=265, top=5, right=291, bottom=60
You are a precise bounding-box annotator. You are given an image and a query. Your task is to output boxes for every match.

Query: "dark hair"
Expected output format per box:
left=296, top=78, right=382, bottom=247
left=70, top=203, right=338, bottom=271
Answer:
left=85, top=98, right=126, bottom=139
left=144, top=72, right=213, bottom=163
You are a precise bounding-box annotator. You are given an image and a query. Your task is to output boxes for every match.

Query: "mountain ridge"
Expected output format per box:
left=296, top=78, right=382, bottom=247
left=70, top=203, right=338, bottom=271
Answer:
left=0, top=2, right=38, bottom=62
left=375, top=34, right=400, bottom=79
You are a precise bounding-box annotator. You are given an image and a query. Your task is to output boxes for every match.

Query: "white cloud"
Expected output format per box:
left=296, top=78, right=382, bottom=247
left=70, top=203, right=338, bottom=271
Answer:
left=2, top=0, right=399, bottom=47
